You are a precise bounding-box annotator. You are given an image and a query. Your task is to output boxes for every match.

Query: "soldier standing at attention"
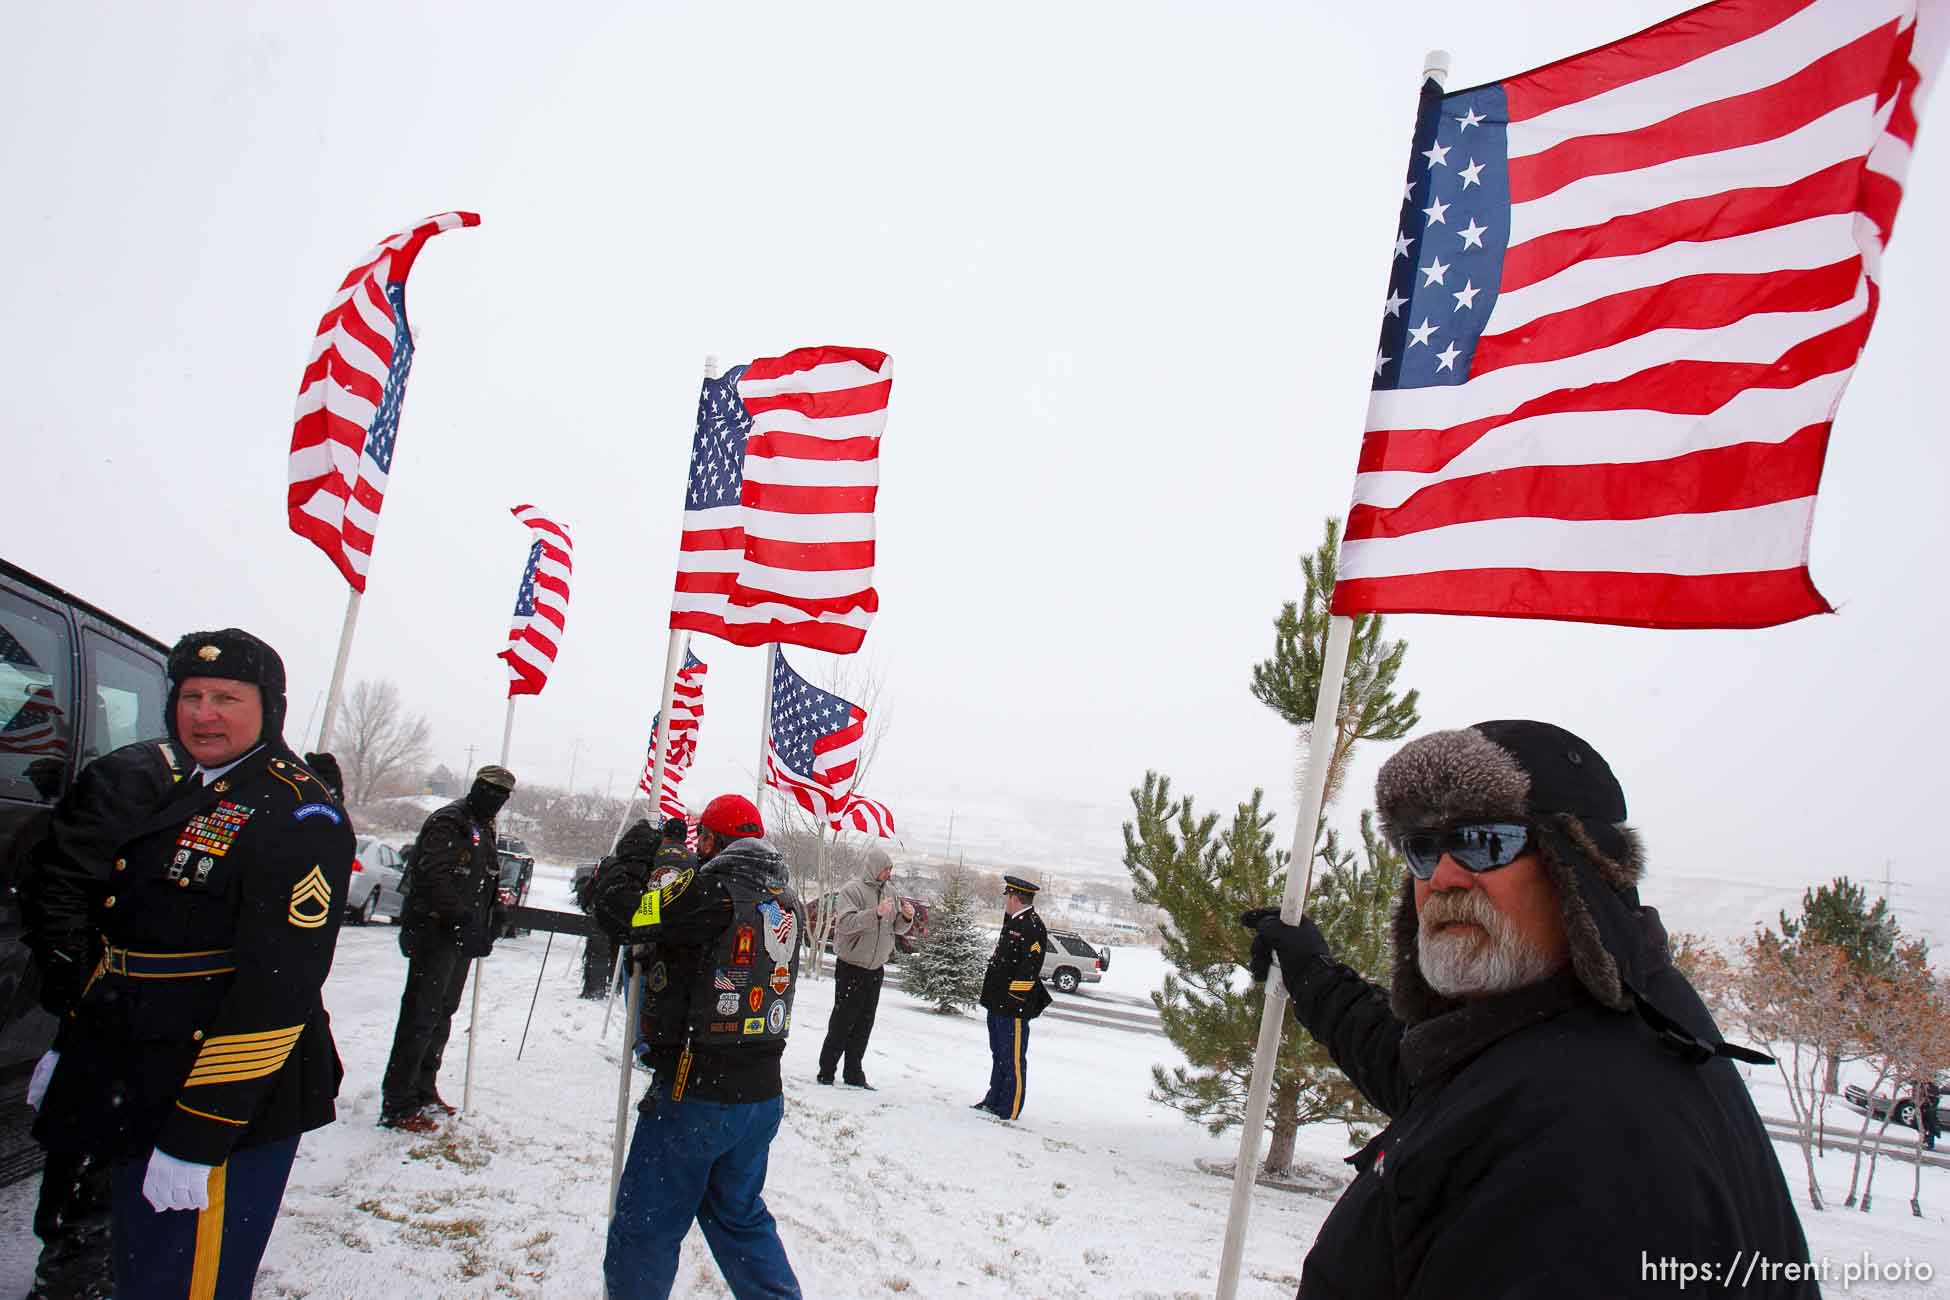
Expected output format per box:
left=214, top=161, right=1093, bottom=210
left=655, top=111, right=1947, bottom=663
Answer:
left=29, top=628, right=355, bottom=1300
left=972, top=875, right=1052, bottom=1121
left=379, top=763, right=516, bottom=1130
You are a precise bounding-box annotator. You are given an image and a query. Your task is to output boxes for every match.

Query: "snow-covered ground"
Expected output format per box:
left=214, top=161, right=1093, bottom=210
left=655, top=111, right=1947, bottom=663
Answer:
left=3, top=860, right=1944, bottom=1297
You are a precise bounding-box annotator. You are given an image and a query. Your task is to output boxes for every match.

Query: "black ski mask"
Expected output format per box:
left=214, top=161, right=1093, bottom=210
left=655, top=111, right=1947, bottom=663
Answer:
left=466, top=765, right=517, bottom=820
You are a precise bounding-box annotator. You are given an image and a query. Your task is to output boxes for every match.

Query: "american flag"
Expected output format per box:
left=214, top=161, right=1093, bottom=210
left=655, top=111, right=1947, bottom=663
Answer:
left=498, top=505, right=573, bottom=697
left=831, top=792, right=897, bottom=839
left=287, top=212, right=479, bottom=592
left=0, top=628, right=66, bottom=759
left=670, top=346, right=893, bottom=654
left=640, top=649, right=708, bottom=816
left=1334, top=0, right=1946, bottom=629
left=763, top=651, right=866, bottom=819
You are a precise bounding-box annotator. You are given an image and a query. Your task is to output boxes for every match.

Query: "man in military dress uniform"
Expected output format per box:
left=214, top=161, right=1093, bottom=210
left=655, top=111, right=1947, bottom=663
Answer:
left=379, top=763, right=516, bottom=1130
left=31, top=628, right=355, bottom=1300
left=972, top=875, right=1053, bottom=1121
left=594, top=794, right=804, bottom=1300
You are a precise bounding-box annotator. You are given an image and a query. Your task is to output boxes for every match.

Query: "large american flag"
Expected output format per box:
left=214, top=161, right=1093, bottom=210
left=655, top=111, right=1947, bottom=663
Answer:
left=763, top=651, right=866, bottom=819
left=670, top=346, right=893, bottom=654
left=639, top=648, right=708, bottom=816
left=499, top=505, right=573, bottom=698
left=0, top=628, right=66, bottom=759
left=1334, top=0, right=1946, bottom=629
left=287, top=212, right=479, bottom=592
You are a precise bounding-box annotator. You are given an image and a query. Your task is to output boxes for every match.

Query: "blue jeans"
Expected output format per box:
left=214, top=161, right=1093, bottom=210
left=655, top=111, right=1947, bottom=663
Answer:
left=605, top=1089, right=800, bottom=1300
left=981, top=1011, right=1031, bottom=1119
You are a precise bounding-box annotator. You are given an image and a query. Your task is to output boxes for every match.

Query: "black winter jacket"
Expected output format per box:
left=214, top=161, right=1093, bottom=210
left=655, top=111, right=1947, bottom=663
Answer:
left=1288, top=955, right=1818, bottom=1299
left=401, top=799, right=498, bottom=937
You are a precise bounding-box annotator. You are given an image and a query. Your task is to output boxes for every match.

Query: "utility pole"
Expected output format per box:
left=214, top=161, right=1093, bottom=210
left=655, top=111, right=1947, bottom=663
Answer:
left=567, top=737, right=583, bottom=795
left=946, top=809, right=955, bottom=861
left=463, top=744, right=477, bottom=782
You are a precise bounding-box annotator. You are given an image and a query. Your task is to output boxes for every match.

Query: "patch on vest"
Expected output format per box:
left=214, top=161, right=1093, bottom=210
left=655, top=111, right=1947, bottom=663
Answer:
left=767, top=1001, right=786, bottom=1034
left=647, top=962, right=668, bottom=992
left=758, top=899, right=796, bottom=963
left=747, top=987, right=764, bottom=1014
left=732, top=925, right=756, bottom=966
left=742, top=1017, right=765, bottom=1036
left=770, top=964, right=791, bottom=996
left=717, top=992, right=739, bottom=1016
left=289, top=866, right=333, bottom=928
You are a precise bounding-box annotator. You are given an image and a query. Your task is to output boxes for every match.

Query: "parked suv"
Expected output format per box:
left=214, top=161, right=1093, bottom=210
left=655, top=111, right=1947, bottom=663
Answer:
left=1041, top=929, right=1108, bottom=993
left=1, top=557, right=171, bottom=1184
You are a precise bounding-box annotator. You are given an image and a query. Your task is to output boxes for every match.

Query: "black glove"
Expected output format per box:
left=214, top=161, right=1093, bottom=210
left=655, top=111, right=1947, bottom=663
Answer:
left=459, top=918, right=496, bottom=960
left=398, top=925, right=421, bottom=960
left=303, top=752, right=345, bottom=803
left=34, top=939, right=94, bottom=1017
left=1237, top=908, right=1333, bottom=994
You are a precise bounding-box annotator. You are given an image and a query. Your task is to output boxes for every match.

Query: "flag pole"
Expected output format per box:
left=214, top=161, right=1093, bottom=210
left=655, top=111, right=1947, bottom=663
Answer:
left=314, top=590, right=362, bottom=750
left=1213, top=53, right=1447, bottom=1296
left=458, top=697, right=514, bottom=1114
left=1213, top=613, right=1353, bottom=1296
left=756, top=644, right=778, bottom=808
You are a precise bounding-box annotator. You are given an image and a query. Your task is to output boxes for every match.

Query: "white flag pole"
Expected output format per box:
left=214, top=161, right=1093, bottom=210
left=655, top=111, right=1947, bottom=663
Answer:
left=1212, top=53, right=1447, bottom=1297
left=756, top=644, right=778, bottom=808
left=461, top=696, right=520, bottom=1116
left=608, top=356, right=718, bottom=1237
left=314, top=590, right=362, bottom=750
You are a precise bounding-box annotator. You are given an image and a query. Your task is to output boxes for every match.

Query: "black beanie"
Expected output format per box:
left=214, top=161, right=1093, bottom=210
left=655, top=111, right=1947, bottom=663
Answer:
left=166, top=629, right=288, bottom=750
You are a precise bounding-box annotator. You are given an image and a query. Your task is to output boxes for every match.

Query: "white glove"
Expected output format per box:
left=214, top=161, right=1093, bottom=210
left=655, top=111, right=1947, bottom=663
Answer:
left=142, top=1148, right=215, bottom=1213
left=26, top=1050, right=57, bottom=1110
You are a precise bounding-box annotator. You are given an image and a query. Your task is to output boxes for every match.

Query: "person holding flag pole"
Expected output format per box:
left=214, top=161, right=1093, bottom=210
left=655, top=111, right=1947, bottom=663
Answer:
left=1213, top=1, right=1946, bottom=1293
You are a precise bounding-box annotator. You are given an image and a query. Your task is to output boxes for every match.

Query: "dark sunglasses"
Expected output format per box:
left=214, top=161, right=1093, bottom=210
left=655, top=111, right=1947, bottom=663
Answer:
left=1396, top=822, right=1532, bottom=880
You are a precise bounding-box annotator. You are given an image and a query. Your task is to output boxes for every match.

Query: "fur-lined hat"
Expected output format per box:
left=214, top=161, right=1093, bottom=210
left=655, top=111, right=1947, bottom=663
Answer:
left=1376, top=720, right=1647, bottom=1023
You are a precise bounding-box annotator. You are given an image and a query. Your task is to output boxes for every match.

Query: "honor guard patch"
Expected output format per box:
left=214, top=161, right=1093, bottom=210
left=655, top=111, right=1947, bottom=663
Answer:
left=289, top=866, right=333, bottom=928
left=742, top=1018, right=765, bottom=1036
left=293, top=803, right=342, bottom=825
left=766, top=1001, right=786, bottom=1034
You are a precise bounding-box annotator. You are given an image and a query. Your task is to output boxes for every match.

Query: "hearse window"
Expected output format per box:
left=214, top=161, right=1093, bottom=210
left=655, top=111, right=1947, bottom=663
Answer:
left=82, top=630, right=167, bottom=761
left=0, top=589, right=74, bottom=803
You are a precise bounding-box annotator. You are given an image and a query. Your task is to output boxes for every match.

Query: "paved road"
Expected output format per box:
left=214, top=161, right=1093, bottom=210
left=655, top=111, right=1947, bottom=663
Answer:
left=1040, top=988, right=1166, bottom=1038
left=1760, top=1116, right=1948, bottom=1168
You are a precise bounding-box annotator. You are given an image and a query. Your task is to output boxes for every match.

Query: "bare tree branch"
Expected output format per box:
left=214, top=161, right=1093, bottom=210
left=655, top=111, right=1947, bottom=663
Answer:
left=338, top=679, right=433, bottom=807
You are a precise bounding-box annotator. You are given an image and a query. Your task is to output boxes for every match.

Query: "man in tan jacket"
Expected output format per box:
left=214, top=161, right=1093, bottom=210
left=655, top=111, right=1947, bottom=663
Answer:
left=816, top=848, right=913, bottom=1088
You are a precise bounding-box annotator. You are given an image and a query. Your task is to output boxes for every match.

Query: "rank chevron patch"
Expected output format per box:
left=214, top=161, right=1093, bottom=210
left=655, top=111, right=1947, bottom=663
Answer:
left=289, top=866, right=333, bottom=929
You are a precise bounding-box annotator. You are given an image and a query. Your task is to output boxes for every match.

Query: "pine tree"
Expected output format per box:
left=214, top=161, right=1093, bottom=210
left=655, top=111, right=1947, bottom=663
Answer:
left=901, top=871, right=987, bottom=1014
left=1126, top=775, right=1398, bottom=1173
left=1249, top=517, right=1420, bottom=811
left=1778, top=877, right=1913, bottom=1093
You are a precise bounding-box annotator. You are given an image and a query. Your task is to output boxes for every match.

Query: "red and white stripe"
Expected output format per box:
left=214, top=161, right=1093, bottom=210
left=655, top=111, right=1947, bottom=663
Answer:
left=672, top=346, right=892, bottom=654
left=830, top=793, right=897, bottom=839
left=764, top=707, right=866, bottom=821
left=286, top=211, right=478, bottom=592
left=639, top=653, right=708, bottom=815
left=1335, top=0, right=1946, bottom=628
left=499, top=505, right=573, bottom=698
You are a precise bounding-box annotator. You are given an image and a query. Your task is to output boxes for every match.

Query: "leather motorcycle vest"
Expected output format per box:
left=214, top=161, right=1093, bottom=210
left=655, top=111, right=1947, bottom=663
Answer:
left=689, top=873, right=802, bottom=1049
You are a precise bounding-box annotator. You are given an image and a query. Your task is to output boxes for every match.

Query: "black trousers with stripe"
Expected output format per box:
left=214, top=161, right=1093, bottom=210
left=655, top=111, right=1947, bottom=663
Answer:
left=981, top=1011, right=1031, bottom=1120
left=109, top=1135, right=299, bottom=1300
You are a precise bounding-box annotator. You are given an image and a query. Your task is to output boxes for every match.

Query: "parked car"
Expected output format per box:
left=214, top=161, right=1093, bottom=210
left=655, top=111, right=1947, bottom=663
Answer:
left=1041, top=929, right=1108, bottom=993
left=0, top=557, right=171, bottom=1186
left=345, top=836, right=405, bottom=925
left=1842, top=1082, right=1947, bottom=1131
left=494, top=847, right=535, bottom=937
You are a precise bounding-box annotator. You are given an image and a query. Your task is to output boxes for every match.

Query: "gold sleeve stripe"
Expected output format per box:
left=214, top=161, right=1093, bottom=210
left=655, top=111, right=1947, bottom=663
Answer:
left=189, top=1045, right=295, bottom=1069
left=184, top=1050, right=297, bottom=1087
left=199, top=1026, right=304, bottom=1051
left=1008, top=980, right=1036, bottom=991
left=175, top=1100, right=248, bottom=1127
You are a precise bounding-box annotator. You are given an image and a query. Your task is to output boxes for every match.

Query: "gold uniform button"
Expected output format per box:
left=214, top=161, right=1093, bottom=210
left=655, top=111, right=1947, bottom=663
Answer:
left=114, top=858, right=126, bottom=871
left=178, top=878, right=191, bottom=888
left=191, top=1030, right=204, bottom=1042
left=103, top=896, right=116, bottom=908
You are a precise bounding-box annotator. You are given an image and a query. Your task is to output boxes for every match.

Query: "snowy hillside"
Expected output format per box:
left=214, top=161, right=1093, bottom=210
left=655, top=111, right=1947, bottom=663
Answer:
left=3, top=861, right=1943, bottom=1297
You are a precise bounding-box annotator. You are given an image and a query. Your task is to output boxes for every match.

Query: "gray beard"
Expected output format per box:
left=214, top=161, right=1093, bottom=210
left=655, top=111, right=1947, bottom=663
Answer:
left=1417, top=890, right=1563, bottom=998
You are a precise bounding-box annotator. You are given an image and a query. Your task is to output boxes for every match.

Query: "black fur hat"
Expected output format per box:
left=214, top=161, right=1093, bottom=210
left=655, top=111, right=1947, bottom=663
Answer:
left=1375, top=720, right=1645, bottom=1022
left=165, top=628, right=288, bottom=750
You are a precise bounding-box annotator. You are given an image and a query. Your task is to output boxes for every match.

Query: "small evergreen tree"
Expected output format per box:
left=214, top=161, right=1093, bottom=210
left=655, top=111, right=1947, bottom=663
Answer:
left=901, top=871, right=987, bottom=1014
left=1779, top=877, right=1910, bottom=1093
left=1126, top=775, right=1398, bottom=1173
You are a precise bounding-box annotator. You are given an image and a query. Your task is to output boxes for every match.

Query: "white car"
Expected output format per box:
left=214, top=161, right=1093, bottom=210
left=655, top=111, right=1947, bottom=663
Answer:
left=346, top=836, right=406, bottom=925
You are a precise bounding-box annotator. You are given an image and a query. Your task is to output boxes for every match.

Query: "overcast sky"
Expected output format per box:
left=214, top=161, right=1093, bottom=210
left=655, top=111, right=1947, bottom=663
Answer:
left=5, top=2, right=1945, bottom=942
